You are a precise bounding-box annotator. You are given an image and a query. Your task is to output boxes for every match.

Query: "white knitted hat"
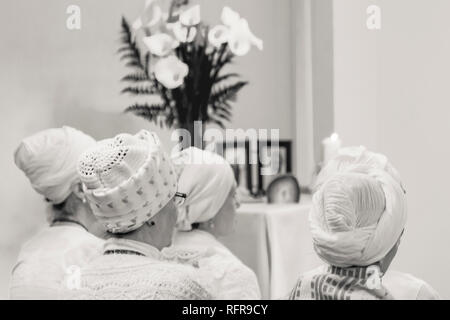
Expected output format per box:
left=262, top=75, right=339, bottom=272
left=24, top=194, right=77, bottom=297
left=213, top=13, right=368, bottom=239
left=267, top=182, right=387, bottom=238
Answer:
left=78, top=130, right=177, bottom=234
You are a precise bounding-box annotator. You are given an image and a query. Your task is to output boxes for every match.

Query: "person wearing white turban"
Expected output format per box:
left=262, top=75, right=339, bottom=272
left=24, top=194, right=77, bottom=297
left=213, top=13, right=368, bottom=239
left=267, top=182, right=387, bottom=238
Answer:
left=289, top=147, right=439, bottom=300
left=67, top=131, right=211, bottom=300
left=163, top=147, right=261, bottom=299
left=10, top=126, right=104, bottom=300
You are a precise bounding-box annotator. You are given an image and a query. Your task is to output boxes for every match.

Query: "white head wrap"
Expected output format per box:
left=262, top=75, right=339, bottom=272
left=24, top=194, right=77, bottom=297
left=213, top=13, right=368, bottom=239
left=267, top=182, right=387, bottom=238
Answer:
left=315, top=146, right=404, bottom=193
left=172, top=147, right=235, bottom=231
left=310, top=166, right=407, bottom=267
left=14, top=126, right=96, bottom=204
left=77, top=130, right=177, bottom=234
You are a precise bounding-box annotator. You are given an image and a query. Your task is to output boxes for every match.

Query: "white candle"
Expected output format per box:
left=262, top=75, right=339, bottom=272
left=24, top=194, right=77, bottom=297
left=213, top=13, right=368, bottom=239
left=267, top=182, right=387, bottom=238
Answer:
left=322, top=133, right=342, bottom=164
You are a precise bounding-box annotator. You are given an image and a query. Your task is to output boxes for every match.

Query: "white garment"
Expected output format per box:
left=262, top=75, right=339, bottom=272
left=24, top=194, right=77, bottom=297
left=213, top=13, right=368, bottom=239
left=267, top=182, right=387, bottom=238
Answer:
left=66, top=238, right=211, bottom=300
left=289, top=265, right=440, bottom=300
left=9, top=225, right=103, bottom=300
left=383, top=270, right=440, bottom=300
left=168, top=229, right=261, bottom=300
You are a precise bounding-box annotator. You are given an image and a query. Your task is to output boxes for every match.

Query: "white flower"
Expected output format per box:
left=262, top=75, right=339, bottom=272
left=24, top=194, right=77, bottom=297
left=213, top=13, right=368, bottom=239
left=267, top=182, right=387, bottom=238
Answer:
left=132, top=18, right=143, bottom=32
left=179, top=5, right=201, bottom=26
left=142, top=0, right=163, bottom=27
left=228, top=18, right=263, bottom=56
left=208, top=25, right=229, bottom=48
left=154, top=55, right=189, bottom=89
left=172, top=21, right=197, bottom=43
left=143, top=34, right=179, bottom=57
left=221, top=6, right=241, bottom=27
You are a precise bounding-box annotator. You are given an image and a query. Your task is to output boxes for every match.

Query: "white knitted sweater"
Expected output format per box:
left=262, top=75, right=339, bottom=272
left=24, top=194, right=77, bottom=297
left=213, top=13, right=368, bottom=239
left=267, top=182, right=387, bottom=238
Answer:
left=10, top=225, right=103, bottom=300
left=168, top=230, right=261, bottom=300
left=66, top=239, right=211, bottom=300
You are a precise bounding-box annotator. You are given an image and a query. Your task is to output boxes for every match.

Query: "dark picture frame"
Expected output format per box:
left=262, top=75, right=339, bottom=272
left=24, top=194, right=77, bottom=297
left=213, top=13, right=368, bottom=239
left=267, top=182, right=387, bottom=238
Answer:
left=214, top=139, right=293, bottom=197
left=257, top=140, right=293, bottom=195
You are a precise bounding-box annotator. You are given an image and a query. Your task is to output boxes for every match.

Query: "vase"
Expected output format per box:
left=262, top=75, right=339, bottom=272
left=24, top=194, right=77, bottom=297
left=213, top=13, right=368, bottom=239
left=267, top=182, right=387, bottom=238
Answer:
left=177, top=121, right=204, bottom=150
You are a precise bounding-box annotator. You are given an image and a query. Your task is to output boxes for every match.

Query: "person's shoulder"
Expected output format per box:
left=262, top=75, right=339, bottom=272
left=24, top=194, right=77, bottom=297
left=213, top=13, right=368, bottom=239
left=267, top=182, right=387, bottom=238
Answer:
left=383, top=270, right=440, bottom=300
left=288, top=265, right=326, bottom=300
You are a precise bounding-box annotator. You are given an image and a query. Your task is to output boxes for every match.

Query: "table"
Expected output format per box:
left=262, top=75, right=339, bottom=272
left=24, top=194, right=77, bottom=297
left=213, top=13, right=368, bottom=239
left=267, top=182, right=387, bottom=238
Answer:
left=220, top=196, right=322, bottom=299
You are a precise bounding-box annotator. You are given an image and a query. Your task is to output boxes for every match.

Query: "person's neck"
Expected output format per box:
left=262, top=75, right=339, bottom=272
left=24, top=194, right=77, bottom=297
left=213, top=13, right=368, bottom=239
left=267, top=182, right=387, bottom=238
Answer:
left=117, top=226, right=171, bottom=251
left=51, top=219, right=87, bottom=231
left=197, top=223, right=218, bottom=237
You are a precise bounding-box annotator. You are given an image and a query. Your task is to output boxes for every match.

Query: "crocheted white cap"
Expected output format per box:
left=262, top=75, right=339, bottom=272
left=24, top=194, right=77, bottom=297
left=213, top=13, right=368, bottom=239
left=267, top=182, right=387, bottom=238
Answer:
left=78, top=130, right=177, bottom=234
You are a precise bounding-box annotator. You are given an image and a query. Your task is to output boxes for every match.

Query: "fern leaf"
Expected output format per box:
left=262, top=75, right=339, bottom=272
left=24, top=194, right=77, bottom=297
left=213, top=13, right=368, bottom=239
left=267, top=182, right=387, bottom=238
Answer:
left=124, top=104, right=166, bottom=124
left=211, top=103, right=232, bottom=117
left=210, top=81, right=248, bottom=105
left=121, top=86, right=158, bottom=95
left=214, top=73, right=240, bottom=84
left=121, top=73, right=149, bottom=83
left=120, top=53, right=140, bottom=62
left=209, top=117, right=226, bottom=129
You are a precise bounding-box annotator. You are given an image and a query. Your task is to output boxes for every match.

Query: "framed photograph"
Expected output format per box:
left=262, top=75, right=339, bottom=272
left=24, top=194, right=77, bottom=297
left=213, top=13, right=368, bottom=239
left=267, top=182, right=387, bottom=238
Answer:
left=257, top=140, right=293, bottom=194
left=214, top=140, right=259, bottom=197
left=214, top=140, right=292, bottom=197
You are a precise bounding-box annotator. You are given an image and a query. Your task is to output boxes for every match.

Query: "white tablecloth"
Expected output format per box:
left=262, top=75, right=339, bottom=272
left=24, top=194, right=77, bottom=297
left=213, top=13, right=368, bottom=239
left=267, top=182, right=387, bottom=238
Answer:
left=220, top=196, right=322, bottom=299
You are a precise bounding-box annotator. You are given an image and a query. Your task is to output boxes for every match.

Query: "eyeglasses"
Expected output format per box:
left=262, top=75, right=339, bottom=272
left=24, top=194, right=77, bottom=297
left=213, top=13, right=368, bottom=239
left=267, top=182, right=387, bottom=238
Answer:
left=173, top=192, right=187, bottom=206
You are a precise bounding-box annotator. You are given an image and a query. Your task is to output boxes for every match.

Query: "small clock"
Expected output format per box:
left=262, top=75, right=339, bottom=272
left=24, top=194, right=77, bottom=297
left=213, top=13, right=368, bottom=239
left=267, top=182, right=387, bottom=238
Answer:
left=267, top=174, right=301, bottom=204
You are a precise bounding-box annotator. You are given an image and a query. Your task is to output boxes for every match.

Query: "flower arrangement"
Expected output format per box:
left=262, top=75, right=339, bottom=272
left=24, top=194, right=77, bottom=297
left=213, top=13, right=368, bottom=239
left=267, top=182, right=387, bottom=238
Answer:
left=119, top=0, right=263, bottom=139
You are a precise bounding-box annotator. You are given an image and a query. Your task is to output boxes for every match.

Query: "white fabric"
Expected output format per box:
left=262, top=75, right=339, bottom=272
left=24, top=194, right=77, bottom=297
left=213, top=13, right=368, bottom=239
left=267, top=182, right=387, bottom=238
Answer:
left=289, top=265, right=439, bottom=300
left=219, top=199, right=322, bottom=299
left=65, top=238, right=211, bottom=300
left=78, top=130, right=177, bottom=234
left=168, top=230, right=261, bottom=300
left=172, top=147, right=235, bottom=231
left=315, top=146, right=404, bottom=192
left=310, top=168, right=407, bottom=267
left=14, top=126, right=96, bottom=204
left=383, top=270, right=440, bottom=300
left=9, top=225, right=103, bottom=300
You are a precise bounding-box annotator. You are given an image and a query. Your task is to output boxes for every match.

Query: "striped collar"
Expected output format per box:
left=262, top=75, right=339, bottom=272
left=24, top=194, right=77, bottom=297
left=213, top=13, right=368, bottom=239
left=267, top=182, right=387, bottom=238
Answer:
left=103, top=238, right=161, bottom=260
left=327, top=265, right=371, bottom=279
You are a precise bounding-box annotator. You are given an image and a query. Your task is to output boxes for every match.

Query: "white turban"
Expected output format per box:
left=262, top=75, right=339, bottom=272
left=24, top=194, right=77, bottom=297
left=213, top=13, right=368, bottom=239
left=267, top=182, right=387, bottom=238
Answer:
left=172, top=147, right=235, bottom=231
left=14, top=126, right=96, bottom=204
left=315, top=146, right=404, bottom=193
left=310, top=167, right=407, bottom=267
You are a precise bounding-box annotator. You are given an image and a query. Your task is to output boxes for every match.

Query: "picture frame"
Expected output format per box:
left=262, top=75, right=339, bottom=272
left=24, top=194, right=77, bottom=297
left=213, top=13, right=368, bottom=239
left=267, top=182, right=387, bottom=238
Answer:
left=257, top=140, right=293, bottom=195
left=214, top=139, right=293, bottom=197
left=214, top=140, right=259, bottom=197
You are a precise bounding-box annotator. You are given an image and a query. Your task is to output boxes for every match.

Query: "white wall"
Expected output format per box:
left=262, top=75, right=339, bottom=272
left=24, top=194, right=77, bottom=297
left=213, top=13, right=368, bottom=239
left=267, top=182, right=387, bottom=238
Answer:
left=333, top=0, right=450, bottom=298
left=0, top=0, right=294, bottom=299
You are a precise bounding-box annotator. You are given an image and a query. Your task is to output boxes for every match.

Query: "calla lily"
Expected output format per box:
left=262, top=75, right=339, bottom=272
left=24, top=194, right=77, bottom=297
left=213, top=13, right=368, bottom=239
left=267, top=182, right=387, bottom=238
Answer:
left=172, top=21, right=197, bottom=43
left=221, top=6, right=241, bottom=27
left=143, top=34, right=179, bottom=57
left=132, top=18, right=143, bottom=32
left=154, top=55, right=189, bottom=89
left=208, top=25, right=230, bottom=48
left=142, top=0, right=163, bottom=27
left=179, top=5, right=201, bottom=26
left=228, top=18, right=263, bottom=56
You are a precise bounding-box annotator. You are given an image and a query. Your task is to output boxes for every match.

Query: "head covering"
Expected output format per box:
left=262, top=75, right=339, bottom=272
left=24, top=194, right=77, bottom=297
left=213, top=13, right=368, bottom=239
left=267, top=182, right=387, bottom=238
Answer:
left=171, top=147, right=235, bottom=231
left=77, top=130, right=177, bottom=234
left=310, top=167, right=407, bottom=267
left=14, top=126, right=96, bottom=204
left=314, top=146, right=404, bottom=193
